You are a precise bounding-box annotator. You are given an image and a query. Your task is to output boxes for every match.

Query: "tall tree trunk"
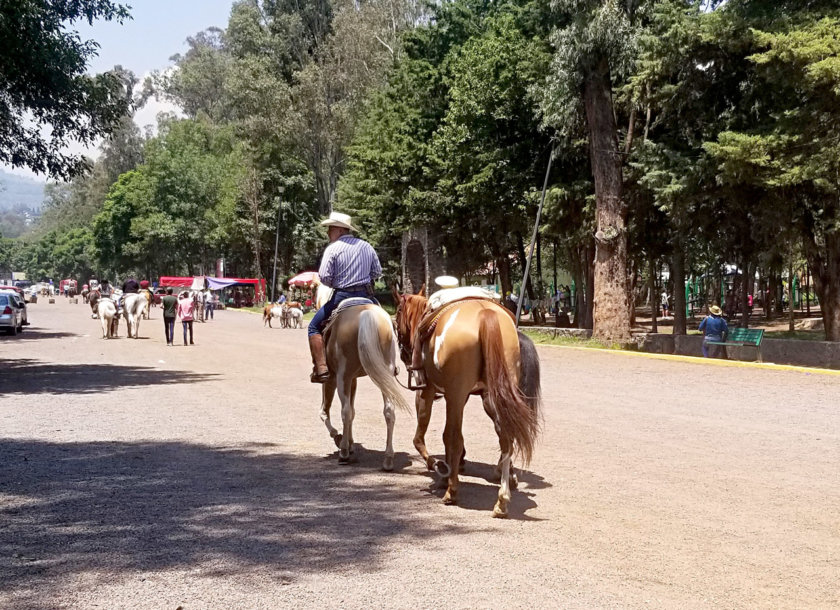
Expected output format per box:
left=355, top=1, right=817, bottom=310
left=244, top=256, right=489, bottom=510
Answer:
left=629, top=259, right=637, bottom=327
left=649, top=257, right=658, bottom=333
left=583, top=58, right=631, bottom=343
left=740, top=259, right=752, bottom=328
left=671, top=249, right=686, bottom=335
left=584, top=243, right=595, bottom=330
left=516, top=233, right=536, bottom=301
left=496, top=255, right=512, bottom=297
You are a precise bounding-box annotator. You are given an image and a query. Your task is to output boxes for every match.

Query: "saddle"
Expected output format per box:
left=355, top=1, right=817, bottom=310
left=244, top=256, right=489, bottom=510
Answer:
left=323, top=297, right=377, bottom=337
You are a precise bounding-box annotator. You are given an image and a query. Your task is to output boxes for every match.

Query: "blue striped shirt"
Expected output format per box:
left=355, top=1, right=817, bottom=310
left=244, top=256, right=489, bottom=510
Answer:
left=318, top=235, right=382, bottom=289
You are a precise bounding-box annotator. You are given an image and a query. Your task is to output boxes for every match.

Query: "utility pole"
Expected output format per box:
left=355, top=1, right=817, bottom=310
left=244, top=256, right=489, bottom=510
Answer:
left=271, top=187, right=284, bottom=303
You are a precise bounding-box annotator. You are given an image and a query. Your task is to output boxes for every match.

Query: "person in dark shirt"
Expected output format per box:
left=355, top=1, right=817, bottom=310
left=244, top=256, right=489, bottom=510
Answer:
left=122, top=278, right=140, bottom=293
left=699, top=305, right=728, bottom=358
left=161, top=287, right=178, bottom=346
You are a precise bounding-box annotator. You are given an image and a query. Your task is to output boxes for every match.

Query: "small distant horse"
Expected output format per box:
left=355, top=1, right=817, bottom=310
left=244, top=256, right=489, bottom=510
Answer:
left=97, top=299, right=119, bottom=339
left=319, top=300, right=410, bottom=470
left=122, top=293, right=146, bottom=339
left=264, top=304, right=283, bottom=328
left=394, top=288, right=542, bottom=518
left=141, top=288, right=153, bottom=319
left=88, top=289, right=101, bottom=318
left=284, top=304, right=304, bottom=329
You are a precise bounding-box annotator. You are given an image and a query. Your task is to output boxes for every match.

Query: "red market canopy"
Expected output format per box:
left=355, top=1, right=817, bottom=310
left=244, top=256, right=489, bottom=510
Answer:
left=159, top=276, right=194, bottom=288
left=288, top=271, right=319, bottom=287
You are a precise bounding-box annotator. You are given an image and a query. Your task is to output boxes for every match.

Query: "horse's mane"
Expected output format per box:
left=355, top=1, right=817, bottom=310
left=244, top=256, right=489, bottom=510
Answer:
left=396, top=294, right=428, bottom=356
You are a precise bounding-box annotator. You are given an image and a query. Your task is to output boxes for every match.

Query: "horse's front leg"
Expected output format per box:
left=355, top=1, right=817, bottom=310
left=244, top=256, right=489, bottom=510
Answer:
left=319, top=376, right=339, bottom=446
left=337, top=372, right=356, bottom=464
left=413, top=387, right=437, bottom=471
left=441, top=390, right=468, bottom=506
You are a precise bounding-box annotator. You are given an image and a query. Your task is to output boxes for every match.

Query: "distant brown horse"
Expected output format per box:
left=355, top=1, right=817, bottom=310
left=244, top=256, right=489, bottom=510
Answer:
left=394, top=288, right=541, bottom=517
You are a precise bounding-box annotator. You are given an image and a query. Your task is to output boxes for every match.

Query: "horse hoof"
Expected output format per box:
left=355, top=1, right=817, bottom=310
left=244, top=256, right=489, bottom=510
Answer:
left=382, top=456, right=394, bottom=472
left=492, top=503, right=509, bottom=519
left=442, top=492, right=457, bottom=506
left=432, top=459, right=451, bottom=479
left=333, top=434, right=342, bottom=448
left=338, top=455, right=351, bottom=465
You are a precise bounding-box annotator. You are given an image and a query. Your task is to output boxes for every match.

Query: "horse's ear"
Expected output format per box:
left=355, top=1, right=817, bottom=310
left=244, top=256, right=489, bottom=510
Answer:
left=417, top=283, right=425, bottom=296
left=391, top=282, right=400, bottom=303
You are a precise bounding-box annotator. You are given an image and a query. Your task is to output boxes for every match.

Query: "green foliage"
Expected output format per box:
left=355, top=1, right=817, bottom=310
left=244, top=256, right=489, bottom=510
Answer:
left=0, top=0, right=133, bottom=179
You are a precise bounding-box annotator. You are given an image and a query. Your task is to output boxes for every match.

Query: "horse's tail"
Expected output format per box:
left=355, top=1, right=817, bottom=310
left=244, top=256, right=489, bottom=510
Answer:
left=479, top=309, right=541, bottom=465
left=517, top=331, right=543, bottom=415
left=357, top=308, right=410, bottom=413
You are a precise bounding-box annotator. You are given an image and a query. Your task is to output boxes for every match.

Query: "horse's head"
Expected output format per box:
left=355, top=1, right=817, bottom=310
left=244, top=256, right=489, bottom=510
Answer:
left=392, top=286, right=428, bottom=365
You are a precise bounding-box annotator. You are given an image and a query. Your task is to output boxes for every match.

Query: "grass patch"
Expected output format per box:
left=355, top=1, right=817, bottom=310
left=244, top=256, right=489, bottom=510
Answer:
left=521, top=330, right=628, bottom=351
left=764, top=330, right=826, bottom=341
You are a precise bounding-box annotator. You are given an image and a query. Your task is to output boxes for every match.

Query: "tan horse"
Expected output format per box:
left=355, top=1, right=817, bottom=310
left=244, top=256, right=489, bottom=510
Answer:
left=394, top=288, right=541, bottom=518
left=319, top=302, right=410, bottom=471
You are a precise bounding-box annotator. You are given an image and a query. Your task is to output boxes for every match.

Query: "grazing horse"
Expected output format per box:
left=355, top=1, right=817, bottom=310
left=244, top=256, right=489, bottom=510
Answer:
left=394, top=288, right=542, bottom=518
left=97, top=299, right=119, bottom=339
left=319, top=301, right=410, bottom=471
left=122, top=293, right=146, bottom=339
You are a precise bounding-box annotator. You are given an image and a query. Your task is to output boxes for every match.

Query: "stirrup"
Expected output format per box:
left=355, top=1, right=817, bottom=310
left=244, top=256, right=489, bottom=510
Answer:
left=310, top=369, right=331, bottom=383
left=407, top=367, right=426, bottom=391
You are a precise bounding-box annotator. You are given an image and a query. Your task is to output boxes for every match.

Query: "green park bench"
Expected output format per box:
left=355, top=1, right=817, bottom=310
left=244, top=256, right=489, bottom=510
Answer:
left=707, top=327, right=765, bottom=362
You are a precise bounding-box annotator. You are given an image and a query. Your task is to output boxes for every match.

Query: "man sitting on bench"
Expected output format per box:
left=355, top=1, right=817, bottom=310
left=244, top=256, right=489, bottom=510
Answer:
left=699, top=305, right=728, bottom=358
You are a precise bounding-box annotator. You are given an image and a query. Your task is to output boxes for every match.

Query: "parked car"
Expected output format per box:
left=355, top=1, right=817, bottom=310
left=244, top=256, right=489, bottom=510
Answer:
left=1, top=289, right=28, bottom=326
left=0, top=292, right=24, bottom=335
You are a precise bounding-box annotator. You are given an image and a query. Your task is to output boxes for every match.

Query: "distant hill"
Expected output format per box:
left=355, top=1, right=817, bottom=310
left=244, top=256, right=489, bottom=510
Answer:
left=0, top=169, right=46, bottom=211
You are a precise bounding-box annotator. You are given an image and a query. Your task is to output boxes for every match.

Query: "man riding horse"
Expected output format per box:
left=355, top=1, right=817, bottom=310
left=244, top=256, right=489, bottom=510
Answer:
left=307, top=212, right=382, bottom=383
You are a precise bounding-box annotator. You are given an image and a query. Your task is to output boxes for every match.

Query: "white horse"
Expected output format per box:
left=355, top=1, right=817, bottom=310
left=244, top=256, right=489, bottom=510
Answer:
left=122, top=293, right=146, bottom=339
left=97, top=299, right=118, bottom=339
left=285, top=305, right=304, bottom=329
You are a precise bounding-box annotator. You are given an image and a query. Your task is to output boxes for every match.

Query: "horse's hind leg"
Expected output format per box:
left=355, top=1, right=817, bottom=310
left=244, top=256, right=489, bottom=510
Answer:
left=484, top=401, right=517, bottom=489
left=319, top=377, right=340, bottom=446
left=382, top=390, right=396, bottom=472
left=441, top=390, right=469, bottom=506
left=337, top=373, right=356, bottom=463
left=493, top=434, right=514, bottom=519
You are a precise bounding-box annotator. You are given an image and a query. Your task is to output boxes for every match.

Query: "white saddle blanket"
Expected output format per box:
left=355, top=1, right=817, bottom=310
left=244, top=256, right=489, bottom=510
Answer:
left=428, top=287, right=500, bottom=311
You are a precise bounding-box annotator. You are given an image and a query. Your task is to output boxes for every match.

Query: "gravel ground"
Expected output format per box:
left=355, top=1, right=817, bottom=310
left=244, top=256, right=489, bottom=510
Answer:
left=1, top=299, right=838, bottom=609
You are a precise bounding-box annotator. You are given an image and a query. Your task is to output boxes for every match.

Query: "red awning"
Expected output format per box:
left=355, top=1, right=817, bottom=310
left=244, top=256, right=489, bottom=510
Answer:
left=159, top=276, right=194, bottom=287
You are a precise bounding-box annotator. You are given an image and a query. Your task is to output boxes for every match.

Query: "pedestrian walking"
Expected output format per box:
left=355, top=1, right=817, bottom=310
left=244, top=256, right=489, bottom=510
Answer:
left=203, top=288, right=214, bottom=320
left=178, top=291, right=195, bottom=345
left=699, top=305, right=728, bottom=358
left=161, top=287, right=177, bottom=346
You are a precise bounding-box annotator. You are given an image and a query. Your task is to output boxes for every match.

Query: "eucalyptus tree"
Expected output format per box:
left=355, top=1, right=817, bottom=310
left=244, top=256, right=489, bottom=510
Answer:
left=541, top=0, right=651, bottom=342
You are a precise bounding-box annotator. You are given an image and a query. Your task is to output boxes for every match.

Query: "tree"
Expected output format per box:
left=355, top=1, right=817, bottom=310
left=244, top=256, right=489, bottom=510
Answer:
left=542, top=0, right=650, bottom=343
left=0, top=1, right=133, bottom=179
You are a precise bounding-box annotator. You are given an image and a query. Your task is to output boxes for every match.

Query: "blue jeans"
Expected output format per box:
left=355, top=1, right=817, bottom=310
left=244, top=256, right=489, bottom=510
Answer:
left=164, top=317, right=175, bottom=344
left=205, top=302, right=213, bottom=319
left=308, top=288, right=372, bottom=336
left=702, top=335, right=723, bottom=358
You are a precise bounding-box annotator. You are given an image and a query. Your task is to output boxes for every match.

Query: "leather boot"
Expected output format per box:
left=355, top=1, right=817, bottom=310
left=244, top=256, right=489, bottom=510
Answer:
left=308, top=334, right=330, bottom=383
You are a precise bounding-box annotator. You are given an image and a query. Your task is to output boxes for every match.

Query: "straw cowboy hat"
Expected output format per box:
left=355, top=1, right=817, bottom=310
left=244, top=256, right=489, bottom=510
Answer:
left=709, top=305, right=722, bottom=316
left=320, top=212, right=357, bottom=232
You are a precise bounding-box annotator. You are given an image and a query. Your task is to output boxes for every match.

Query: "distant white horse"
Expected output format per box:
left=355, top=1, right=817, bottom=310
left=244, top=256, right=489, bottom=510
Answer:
left=285, top=305, right=304, bottom=329
left=122, top=293, right=146, bottom=339
left=97, top=299, right=118, bottom=339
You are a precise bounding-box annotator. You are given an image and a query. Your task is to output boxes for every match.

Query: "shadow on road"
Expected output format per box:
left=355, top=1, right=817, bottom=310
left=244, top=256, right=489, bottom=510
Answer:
left=0, top=439, right=468, bottom=601
left=0, top=360, right=218, bottom=395
left=1, top=329, right=82, bottom=342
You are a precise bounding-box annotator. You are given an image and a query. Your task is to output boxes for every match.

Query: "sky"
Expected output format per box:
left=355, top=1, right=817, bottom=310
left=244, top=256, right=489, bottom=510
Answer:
left=2, top=0, right=236, bottom=182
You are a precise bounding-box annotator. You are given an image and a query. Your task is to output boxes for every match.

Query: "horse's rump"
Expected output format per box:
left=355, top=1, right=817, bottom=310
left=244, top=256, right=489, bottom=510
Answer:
left=477, top=309, right=540, bottom=465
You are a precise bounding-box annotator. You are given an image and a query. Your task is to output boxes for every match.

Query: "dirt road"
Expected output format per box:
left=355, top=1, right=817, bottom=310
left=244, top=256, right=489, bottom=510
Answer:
left=1, top=299, right=838, bottom=608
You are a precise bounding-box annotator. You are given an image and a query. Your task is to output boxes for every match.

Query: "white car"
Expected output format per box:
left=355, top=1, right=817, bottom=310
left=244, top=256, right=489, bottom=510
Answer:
left=0, top=291, right=25, bottom=335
